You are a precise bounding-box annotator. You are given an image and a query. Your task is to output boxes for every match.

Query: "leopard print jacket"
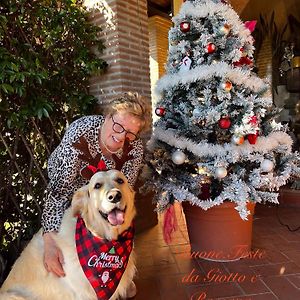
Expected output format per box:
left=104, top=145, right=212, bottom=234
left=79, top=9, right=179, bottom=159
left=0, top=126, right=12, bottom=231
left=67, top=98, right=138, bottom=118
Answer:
left=41, top=115, right=144, bottom=233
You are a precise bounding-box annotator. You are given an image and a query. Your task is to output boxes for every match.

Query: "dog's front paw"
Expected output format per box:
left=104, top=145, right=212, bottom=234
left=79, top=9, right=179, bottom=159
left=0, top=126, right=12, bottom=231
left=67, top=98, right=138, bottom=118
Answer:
left=126, top=281, right=137, bottom=298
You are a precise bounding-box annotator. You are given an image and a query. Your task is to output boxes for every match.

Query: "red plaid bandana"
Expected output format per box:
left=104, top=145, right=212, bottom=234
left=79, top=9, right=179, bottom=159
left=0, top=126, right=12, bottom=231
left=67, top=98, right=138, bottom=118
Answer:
left=75, top=216, right=134, bottom=300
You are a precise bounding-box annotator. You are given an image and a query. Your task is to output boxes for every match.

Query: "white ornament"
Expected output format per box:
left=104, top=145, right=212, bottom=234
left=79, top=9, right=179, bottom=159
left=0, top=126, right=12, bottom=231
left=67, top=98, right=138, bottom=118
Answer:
left=193, top=108, right=201, bottom=117
left=260, top=159, right=274, bottom=172
left=179, top=56, right=192, bottom=73
left=172, top=149, right=186, bottom=165
left=215, top=167, right=227, bottom=179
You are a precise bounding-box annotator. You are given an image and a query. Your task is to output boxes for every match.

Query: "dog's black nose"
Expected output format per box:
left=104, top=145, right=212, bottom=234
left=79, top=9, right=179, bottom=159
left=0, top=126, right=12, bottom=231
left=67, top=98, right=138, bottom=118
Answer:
left=108, top=190, right=122, bottom=203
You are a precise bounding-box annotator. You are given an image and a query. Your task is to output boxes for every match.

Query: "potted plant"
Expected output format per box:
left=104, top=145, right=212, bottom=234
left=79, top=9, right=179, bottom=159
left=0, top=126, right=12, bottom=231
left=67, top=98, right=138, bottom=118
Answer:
left=144, top=0, right=300, bottom=261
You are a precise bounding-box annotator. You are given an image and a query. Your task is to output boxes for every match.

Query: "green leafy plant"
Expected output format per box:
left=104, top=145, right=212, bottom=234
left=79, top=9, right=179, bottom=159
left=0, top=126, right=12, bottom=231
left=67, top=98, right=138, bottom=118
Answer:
left=0, top=0, right=107, bottom=127
left=0, top=0, right=107, bottom=282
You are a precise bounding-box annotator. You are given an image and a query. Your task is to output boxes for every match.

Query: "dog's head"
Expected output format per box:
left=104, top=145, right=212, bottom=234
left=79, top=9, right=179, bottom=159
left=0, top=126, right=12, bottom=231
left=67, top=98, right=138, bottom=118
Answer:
left=72, top=170, right=135, bottom=238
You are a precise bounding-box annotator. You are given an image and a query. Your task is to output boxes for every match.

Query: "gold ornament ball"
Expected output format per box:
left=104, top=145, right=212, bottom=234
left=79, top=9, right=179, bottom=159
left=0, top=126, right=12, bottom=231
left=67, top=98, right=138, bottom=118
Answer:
left=221, top=81, right=233, bottom=92
left=199, top=120, right=206, bottom=126
left=220, top=23, right=231, bottom=35
left=231, top=135, right=244, bottom=145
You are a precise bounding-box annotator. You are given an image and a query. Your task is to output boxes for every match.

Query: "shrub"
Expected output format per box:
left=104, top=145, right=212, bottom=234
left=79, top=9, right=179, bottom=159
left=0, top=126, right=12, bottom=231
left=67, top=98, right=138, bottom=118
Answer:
left=0, top=0, right=107, bottom=282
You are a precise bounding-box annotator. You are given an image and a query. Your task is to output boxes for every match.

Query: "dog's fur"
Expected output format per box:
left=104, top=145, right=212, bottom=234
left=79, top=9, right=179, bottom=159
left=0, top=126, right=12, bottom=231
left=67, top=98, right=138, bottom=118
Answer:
left=0, top=170, right=136, bottom=300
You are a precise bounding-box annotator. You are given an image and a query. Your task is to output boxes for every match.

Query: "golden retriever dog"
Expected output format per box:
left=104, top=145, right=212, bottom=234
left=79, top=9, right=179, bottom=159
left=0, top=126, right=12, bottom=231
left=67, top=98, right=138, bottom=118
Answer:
left=0, top=170, right=137, bottom=300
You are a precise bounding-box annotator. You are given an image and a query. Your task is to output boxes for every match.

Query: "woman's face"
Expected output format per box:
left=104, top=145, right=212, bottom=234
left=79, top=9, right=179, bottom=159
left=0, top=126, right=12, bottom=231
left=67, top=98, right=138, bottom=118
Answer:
left=101, top=112, right=142, bottom=152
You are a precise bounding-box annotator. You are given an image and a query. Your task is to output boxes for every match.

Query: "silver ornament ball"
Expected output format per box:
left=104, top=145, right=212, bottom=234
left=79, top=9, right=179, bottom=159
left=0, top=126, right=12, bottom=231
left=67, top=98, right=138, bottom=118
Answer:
left=215, top=167, right=227, bottom=179
left=172, top=150, right=186, bottom=165
left=193, top=108, right=201, bottom=117
left=260, top=159, right=274, bottom=172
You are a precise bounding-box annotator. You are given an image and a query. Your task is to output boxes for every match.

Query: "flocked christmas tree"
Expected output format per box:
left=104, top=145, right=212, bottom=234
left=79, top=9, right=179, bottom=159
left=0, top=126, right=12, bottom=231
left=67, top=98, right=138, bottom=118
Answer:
left=145, top=0, right=300, bottom=221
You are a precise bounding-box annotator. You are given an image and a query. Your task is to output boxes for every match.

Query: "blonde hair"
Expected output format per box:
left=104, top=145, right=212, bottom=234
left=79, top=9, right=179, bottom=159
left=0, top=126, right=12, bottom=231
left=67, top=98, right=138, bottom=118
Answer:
left=103, top=92, right=151, bottom=131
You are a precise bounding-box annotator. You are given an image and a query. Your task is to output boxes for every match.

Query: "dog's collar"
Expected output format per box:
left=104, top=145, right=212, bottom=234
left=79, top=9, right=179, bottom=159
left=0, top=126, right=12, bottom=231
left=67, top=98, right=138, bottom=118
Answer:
left=75, top=216, right=134, bottom=300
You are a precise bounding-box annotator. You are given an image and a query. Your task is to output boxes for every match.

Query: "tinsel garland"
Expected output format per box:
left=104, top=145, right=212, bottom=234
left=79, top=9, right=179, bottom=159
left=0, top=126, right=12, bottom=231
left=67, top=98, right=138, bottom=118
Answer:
left=157, top=175, right=280, bottom=220
left=249, top=165, right=293, bottom=190
left=150, top=128, right=293, bottom=161
left=155, top=63, right=268, bottom=97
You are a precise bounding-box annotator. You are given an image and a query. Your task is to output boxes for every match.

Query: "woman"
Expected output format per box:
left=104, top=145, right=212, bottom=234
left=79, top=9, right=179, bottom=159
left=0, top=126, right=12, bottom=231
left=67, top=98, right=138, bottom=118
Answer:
left=41, top=92, right=150, bottom=283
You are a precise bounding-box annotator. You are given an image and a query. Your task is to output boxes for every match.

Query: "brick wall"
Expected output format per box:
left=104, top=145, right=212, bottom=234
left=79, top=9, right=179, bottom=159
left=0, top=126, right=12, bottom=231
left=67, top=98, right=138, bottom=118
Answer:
left=86, top=0, right=151, bottom=107
left=84, top=1, right=157, bottom=230
left=148, top=16, right=172, bottom=119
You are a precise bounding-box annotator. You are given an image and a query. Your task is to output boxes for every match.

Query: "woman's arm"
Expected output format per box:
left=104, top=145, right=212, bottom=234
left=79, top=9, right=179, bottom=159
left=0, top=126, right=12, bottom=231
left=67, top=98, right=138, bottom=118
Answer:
left=41, top=139, right=81, bottom=277
left=41, top=144, right=80, bottom=233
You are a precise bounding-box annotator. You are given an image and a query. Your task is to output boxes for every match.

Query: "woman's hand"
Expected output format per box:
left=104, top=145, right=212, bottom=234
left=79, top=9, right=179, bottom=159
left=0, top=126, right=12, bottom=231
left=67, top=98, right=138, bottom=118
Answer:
left=43, top=232, right=65, bottom=277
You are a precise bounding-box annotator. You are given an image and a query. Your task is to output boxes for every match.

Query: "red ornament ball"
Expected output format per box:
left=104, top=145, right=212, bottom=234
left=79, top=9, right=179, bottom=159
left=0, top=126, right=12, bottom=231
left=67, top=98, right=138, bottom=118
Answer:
left=218, top=117, right=231, bottom=129
left=240, top=47, right=247, bottom=57
left=206, top=43, right=216, bottom=54
left=180, top=21, right=190, bottom=33
left=155, top=107, right=166, bottom=117
left=247, top=133, right=258, bottom=144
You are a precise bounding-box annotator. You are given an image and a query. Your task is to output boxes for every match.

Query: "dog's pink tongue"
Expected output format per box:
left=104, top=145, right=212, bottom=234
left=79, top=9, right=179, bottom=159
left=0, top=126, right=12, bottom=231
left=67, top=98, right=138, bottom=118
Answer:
left=108, top=209, right=124, bottom=226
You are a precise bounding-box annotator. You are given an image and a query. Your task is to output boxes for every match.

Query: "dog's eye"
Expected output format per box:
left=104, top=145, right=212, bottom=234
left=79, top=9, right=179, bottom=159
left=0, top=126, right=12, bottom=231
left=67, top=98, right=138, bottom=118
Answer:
left=94, top=183, right=102, bottom=189
left=116, top=178, right=124, bottom=184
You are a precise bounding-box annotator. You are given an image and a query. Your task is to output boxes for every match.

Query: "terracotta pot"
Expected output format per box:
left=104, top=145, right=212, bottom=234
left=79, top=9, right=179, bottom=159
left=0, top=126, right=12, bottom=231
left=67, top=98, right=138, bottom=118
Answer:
left=182, top=201, right=255, bottom=262
left=279, top=187, right=300, bottom=208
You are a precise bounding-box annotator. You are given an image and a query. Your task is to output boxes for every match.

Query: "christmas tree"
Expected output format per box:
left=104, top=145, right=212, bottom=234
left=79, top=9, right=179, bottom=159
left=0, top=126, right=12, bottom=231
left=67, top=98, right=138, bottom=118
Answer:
left=145, top=0, right=300, bottom=220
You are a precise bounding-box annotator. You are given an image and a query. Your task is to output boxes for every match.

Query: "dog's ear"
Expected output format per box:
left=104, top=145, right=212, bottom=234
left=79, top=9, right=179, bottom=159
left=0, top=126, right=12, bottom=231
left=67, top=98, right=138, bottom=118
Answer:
left=72, top=185, right=89, bottom=216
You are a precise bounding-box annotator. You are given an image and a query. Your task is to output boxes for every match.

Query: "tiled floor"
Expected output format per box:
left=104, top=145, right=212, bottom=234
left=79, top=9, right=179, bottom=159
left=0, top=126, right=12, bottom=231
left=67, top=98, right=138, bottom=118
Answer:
left=133, top=203, right=300, bottom=300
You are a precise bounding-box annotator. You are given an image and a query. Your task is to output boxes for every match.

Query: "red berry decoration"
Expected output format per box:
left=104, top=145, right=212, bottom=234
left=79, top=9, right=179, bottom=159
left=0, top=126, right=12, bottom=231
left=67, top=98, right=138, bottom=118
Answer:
left=218, top=117, right=231, bottom=129
left=180, top=21, right=190, bottom=33
left=155, top=107, right=166, bottom=117
left=206, top=43, right=216, bottom=54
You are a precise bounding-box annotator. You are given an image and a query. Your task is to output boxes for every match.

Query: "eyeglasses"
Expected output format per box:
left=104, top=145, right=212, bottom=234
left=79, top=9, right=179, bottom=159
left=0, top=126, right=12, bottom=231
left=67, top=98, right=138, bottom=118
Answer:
left=111, top=115, right=138, bottom=141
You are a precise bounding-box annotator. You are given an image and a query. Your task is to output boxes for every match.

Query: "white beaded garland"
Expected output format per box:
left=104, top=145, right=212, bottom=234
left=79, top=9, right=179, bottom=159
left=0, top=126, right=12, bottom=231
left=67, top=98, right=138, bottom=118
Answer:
left=172, top=149, right=186, bottom=165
